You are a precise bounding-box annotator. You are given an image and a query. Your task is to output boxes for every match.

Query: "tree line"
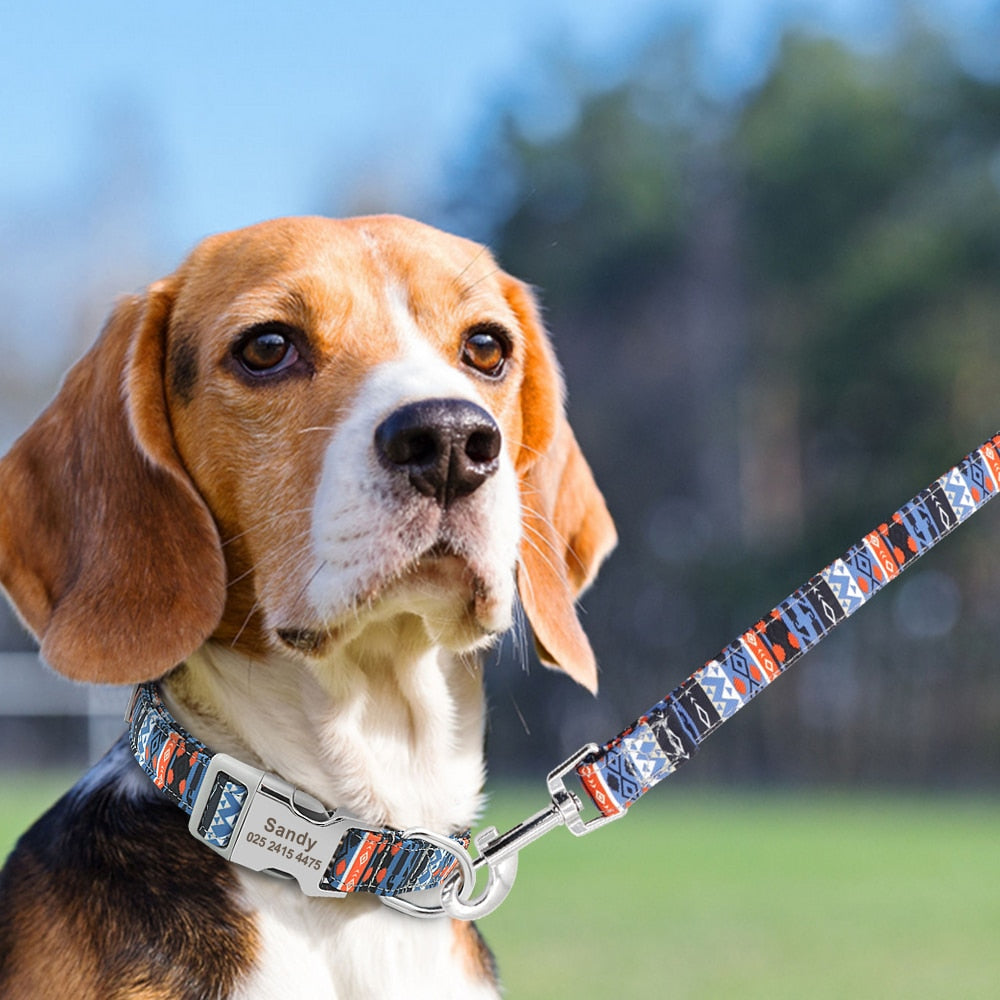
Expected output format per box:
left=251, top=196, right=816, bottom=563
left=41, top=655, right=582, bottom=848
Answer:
left=450, top=20, right=1000, bottom=786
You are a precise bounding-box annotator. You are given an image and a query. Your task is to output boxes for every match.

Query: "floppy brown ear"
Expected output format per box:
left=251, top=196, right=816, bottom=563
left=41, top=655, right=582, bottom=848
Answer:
left=505, top=277, right=617, bottom=693
left=0, top=282, right=226, bottom=683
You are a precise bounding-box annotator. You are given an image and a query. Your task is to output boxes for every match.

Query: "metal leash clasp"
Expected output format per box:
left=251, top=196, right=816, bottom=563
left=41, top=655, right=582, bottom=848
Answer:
left=440, top=743, right=624, bottom=919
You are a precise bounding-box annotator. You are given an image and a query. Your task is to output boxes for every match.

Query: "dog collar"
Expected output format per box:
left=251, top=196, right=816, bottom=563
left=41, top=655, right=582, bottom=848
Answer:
left=126, top=682, right=471, bottom=915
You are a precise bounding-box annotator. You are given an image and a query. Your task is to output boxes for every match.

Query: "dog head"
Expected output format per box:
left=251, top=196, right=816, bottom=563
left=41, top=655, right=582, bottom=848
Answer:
left=0, top=216, right=615, bottom=691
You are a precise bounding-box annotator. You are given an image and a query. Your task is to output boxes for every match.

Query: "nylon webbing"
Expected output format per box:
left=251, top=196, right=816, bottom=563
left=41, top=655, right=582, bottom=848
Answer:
left=576, top=431, right=1000, bottom=817
left=128, top=683, right=470, bottom=897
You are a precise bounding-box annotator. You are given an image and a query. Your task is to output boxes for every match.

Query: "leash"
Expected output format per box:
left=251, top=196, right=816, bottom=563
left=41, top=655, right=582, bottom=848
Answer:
left=127, top=430, right=1000, bottom=919
left=438, top=430, right=1000, bottom=918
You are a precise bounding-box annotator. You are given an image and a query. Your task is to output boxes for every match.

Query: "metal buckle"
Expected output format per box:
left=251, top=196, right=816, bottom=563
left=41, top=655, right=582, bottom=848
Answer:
left=189, top=753, right=379, bottom=898
left=188, top=743, right=626, bottom=919
left=545, top=741, right=625, bottom=835
left=440, top=743, right=625, bottom=919
left=377, top=827, right=477, bottom=920
left=123, top=684, right=142, bottom=725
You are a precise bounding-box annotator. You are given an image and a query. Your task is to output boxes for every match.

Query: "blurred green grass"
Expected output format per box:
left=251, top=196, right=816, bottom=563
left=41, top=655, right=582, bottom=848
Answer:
left=2, top=776, right=998, bottom=998
left=480, top=786, right=1000, bottom=999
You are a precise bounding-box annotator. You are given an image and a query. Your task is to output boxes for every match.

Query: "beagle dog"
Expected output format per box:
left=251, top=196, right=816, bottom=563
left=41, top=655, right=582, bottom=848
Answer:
left=0, top=216, right=615, bottom=999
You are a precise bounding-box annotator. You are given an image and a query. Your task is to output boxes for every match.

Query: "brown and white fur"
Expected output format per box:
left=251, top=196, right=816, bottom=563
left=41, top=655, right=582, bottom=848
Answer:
left=0, top=215, right=615, bottom=999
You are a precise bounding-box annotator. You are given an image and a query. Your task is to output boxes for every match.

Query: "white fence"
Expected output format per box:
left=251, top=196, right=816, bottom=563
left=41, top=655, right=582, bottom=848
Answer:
left=0, top=652, right=131, bottom=764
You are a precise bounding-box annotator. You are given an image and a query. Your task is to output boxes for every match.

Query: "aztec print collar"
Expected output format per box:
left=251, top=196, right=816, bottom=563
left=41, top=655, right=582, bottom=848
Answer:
left=126, top=682, right=471, bottom=916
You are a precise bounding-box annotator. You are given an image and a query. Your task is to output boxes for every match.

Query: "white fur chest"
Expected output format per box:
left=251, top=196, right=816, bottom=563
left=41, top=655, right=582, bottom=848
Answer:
left=167, top=641, right=499, bottom=998
left=173, top=637, right=487, bottom=832
left=232, top=873, right=500, bottom=999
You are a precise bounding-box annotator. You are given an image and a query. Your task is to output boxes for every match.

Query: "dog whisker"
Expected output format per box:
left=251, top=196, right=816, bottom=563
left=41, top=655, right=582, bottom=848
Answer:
left=452, top=243, right=494, bottom=294
left=508, top=691, right=532, bottom=737
left=226, top=530, right=319, bottom=646
left=458, top=263, right=504, bottom=296
left=517, top=521, right=566, bottom=581
left=519, top=496, right=590, bottom=579
left=225, top=527, right=314, bottom=589
left=511, top=599, right=532, bottom=674
left=287, top=558, right=330, bottom=620
left=506, top=436, right=546, bottom=462
left=221, top=507, right=314, bottom=548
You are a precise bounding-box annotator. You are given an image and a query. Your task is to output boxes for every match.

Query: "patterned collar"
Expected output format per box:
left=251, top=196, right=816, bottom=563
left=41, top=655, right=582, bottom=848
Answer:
left=126, top=682, right=470, bottom=914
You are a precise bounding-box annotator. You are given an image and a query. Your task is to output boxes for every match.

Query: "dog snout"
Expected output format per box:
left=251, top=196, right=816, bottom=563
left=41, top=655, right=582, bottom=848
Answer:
left=375, top=399, right=502, bottom=508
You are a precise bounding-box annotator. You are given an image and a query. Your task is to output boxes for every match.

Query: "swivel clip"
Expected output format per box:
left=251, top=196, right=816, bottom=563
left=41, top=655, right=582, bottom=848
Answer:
left=440, top=743, right=624, bottom=920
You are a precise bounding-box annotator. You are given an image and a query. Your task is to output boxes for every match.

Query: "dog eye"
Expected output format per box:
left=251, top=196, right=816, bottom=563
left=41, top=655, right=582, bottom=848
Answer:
left=461, top=325, right=510, bottom=377
left=235, top=324, right=301, bottom=377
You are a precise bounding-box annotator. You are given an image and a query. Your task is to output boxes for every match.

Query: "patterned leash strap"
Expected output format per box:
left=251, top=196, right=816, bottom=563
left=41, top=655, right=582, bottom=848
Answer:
left=575, top=431, right=1000, bottom=819
left=442, top=430, right=1000, bottom=921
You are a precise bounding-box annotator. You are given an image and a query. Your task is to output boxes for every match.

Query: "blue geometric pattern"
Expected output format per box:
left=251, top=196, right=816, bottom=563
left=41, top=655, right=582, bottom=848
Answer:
left=319, top=827, right=471, bottom=896
left=127, top=681, right=470, bottom=900
left=939, top=469, right=976, bottom=521
left=128, top=684, right=211, bottom=814
left=843, top=542, right=884, bottom=599
left=201, top=778, right=249, bottom=848
left=693, top=661, right=743, bottom=719
left=821, top=559, right=866, bottom=615
left=578, top=432, right=1000, bottom=817
left=777, top=591, right=828, bottom=650
left=621, top=722, right=673, bottom=784
left=900, top=496, right=942, bottom=552
left=718, top=641, right=767, bottom=700
left=959, top=451, right=993, bottom=503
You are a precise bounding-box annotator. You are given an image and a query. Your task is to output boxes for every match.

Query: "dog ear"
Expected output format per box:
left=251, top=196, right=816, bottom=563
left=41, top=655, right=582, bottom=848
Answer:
left=0, top=282, right=226, bottom=683
left=504, top=277, right=616, bottom=693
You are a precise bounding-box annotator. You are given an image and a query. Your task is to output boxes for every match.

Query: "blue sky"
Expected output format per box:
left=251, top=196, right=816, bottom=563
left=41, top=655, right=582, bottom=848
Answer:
left=0, top=0, right=996, bottom=426
left=4, top=0, right=971, bottom=258
left=3, top=0, right=680, bottom=254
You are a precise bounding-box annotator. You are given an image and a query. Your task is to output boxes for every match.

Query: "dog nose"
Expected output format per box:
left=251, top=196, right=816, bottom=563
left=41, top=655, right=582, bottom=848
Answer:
left=375, top=399, right=502, bottom=507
